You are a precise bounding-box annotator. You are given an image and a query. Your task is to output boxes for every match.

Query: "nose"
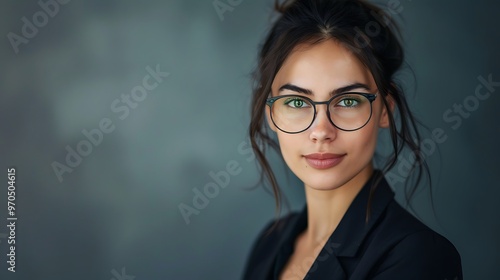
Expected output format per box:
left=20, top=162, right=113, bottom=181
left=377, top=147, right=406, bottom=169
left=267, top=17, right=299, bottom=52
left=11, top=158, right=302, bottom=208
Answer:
left=309, top=105, right=338, bottom=142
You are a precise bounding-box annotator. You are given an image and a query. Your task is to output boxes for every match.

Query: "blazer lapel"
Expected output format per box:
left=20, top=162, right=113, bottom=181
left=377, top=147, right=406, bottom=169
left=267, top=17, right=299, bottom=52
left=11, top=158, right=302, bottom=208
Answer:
left=303, top=171, right=395, bottom=279
left=305, top=245, right=347, bottom=279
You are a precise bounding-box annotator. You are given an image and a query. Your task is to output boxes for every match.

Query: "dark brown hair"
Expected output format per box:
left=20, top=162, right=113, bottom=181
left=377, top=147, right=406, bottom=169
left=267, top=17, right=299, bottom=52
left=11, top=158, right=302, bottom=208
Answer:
left=248, top=0, right=431, bottom=233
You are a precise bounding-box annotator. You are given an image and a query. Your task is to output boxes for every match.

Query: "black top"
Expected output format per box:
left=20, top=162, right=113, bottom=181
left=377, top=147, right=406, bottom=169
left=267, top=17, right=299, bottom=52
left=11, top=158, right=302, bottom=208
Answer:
left=242, top=170, right=463, bottom=279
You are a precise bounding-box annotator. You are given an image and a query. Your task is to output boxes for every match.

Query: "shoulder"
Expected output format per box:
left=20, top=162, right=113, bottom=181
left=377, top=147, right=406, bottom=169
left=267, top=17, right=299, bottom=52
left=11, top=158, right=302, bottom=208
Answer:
left=242, top=211, right=298, bottom=279
left=369, top=230, right=463, bottom=279
left=368, top=201, right=463, bottom=279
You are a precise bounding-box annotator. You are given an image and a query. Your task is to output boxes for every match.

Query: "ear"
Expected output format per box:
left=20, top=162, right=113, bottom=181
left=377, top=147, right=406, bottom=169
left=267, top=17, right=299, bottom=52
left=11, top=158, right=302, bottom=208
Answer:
left=265, top=106, right=277, bottom=132
left=378, top=93, right=395, bottom=128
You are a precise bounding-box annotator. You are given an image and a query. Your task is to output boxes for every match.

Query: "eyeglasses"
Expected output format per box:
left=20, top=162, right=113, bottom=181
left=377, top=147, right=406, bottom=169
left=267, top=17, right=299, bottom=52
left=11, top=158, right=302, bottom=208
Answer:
left=266, top=92, right=377, bottom=134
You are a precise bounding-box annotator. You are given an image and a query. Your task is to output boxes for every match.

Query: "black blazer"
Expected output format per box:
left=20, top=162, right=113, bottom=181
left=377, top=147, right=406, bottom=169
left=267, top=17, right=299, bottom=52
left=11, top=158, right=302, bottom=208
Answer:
left=242, top=170, right=463, bottom=279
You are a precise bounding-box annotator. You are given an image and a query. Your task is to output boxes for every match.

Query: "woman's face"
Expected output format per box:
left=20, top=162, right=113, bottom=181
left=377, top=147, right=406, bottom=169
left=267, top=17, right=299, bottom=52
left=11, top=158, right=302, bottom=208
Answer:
left=266, top=39, right=390, bottom=191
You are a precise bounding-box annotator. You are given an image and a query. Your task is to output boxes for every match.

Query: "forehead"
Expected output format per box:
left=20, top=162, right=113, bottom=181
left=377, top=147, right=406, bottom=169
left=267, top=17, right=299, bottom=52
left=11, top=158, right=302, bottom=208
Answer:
left=272, top=39, right=375, bottom=94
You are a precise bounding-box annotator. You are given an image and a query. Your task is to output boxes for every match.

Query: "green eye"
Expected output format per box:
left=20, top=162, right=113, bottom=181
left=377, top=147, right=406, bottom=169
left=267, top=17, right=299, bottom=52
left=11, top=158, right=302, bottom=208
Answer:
left=337, top=98, right=359, bottom=107
left=284, top=98, right=308, bottom=108
left=293, top=99, right=304, bottom=107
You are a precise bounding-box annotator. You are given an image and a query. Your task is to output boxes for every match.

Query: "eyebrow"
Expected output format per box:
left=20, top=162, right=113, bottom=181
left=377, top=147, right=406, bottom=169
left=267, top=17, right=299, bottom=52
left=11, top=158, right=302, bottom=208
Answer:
left=277, top=82, right=371, bottom=96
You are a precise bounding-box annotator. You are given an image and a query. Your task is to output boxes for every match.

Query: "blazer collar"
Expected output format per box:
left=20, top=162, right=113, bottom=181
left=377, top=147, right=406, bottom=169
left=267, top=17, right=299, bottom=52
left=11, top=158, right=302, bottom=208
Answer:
left=273, top=170, right=395, bottom=279
left=326, top=169, right=395, bottom=257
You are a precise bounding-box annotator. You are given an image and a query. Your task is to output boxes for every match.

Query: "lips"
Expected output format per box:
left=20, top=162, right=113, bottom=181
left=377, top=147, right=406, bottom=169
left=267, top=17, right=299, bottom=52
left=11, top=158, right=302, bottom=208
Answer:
left=303, top=153, right=345, bottom=169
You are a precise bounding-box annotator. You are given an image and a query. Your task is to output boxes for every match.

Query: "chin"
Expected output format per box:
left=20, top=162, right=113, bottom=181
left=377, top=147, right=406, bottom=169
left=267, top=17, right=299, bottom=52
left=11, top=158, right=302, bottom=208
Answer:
left=301, top=172, right=350, bottom=191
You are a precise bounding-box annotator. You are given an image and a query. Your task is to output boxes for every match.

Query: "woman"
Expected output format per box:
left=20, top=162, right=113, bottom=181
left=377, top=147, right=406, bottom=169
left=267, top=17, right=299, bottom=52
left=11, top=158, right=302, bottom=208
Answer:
left=242, top=0, right=463, bottom=279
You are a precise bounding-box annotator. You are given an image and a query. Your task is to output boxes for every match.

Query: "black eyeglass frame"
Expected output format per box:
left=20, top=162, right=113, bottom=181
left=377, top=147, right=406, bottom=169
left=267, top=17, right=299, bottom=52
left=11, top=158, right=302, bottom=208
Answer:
left=266, top=92, right=378, bottom=134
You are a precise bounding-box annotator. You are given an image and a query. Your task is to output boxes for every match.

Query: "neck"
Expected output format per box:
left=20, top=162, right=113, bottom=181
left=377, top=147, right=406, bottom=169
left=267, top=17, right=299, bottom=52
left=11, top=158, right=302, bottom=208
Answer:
left=302, top=165, right=374, bottom=246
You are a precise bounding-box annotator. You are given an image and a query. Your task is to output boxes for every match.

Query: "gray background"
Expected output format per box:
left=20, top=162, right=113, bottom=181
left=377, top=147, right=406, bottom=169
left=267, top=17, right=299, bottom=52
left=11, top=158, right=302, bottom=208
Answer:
left=0, top=0, right=499, bottom=279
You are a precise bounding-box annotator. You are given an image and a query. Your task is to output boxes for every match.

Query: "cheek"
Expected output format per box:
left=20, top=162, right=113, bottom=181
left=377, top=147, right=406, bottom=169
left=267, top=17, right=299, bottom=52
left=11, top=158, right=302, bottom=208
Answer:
left=276, top=133, right=293, bottom=153
left=276, top=133, right=303, bottom=165
left=346, top=122, right=379, bottom=154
